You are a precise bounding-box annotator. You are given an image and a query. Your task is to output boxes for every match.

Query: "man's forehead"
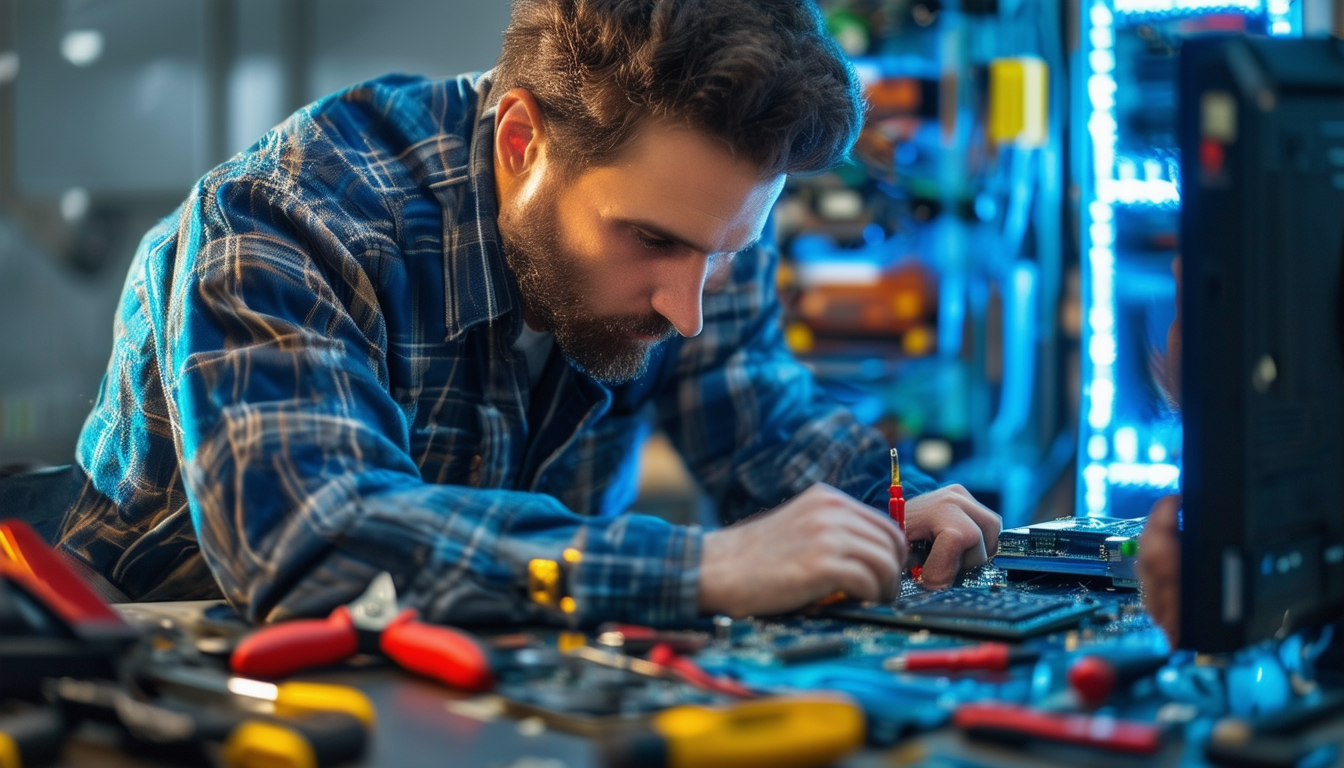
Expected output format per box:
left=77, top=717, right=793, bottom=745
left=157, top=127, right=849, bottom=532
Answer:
left=568, top=123, right=785, bottom=253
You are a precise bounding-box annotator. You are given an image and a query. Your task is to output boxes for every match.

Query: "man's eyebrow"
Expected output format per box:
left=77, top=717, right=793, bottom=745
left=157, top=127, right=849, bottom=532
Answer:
left=624, top=219, right=760, bottom=255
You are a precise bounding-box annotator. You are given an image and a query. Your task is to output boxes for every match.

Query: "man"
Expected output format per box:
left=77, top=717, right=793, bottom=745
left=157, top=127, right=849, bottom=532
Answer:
left=55, top=0, right=1000, bottom=626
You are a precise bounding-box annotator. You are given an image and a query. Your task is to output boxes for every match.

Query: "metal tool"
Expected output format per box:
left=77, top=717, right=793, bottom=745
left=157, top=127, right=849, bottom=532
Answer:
left=883, top=642, right=1040, bottom=673
left=889, top=448, right=905, bottom=531
left=0, top=702, right=65, bottom=768
left=230, top=572, right=494, bottom=691
left=953, top=702, right=1163, bottom=755
left=49, top=677, right=366, bottom=768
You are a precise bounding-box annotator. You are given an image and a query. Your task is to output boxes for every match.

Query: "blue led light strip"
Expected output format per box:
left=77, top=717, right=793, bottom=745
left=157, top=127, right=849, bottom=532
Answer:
left=1114, top=0, right=1259, bottom=15
left=1078, top=0, right=1296, bottom=516
left=1081, top=0, right=1119, bottom=515
left=1266, top=0, right=1293, bottom=34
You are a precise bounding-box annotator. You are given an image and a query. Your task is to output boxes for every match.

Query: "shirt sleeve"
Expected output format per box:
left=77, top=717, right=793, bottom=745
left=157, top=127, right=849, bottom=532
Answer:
left=651, top=239, right=939, bottom=526
left=166, top=175, right=700, bottom=627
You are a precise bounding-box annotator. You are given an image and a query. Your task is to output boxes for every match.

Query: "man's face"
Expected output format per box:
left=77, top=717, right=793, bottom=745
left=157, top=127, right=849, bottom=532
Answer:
left=498, top=121, right=785, bottom=384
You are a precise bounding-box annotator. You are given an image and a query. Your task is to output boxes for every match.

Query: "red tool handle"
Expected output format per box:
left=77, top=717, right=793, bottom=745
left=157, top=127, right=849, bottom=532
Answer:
left=648, top=643, right=755, bottom=698
left=1068, top=652, right=1169, bottom=707
left=230, top=606, right=360, bottom=678
left=379, top=608, right=494, bottom=692
left=953, top=703, right=1162, bottom=755
left=905, top=643, right=1012, bottom=672
left=889, top=486, right=906, bottom=532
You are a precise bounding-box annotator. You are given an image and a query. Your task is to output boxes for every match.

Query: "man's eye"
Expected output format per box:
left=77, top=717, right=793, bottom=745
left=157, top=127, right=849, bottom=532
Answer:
left=635, top=231, right=676, bottom=250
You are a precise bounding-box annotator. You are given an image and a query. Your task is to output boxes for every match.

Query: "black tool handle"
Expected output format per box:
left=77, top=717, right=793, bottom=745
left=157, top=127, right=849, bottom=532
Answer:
left=0, top=704, right=66, bottom=767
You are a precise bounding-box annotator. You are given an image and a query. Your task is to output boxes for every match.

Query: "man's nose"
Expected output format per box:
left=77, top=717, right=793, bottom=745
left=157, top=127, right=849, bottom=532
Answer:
left=650, top=253, right=708, bottom=338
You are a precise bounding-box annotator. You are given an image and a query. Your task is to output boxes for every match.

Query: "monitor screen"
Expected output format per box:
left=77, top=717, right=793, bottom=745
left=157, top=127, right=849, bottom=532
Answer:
left=1179, top=35, right=1344, bottom=653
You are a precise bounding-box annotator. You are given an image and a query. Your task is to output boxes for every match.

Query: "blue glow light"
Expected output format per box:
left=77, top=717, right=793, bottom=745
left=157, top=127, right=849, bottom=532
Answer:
left=1106, top=462, right=1181, bottom=489
left=1088, top=435, right=1110, bottom=460
left=1079, top=0, right=1119, bottom=515
left=1114, top=426, right=1139, bottom=464
left=1078, top=0, right=1295, bottom=518
left=1114, top=0, right=1260, bottom=15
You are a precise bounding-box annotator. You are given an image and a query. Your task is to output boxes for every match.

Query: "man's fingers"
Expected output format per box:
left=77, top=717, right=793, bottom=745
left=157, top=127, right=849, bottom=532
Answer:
left=918, top=527, right=975, bottom=589
left=825, top=558, right=885, bottom=604
left=1139, top=495, right=1182, bottom=646
left=960, top=538, right=990, bottom=571
left=798, top=483, right=908, bottom=558
left=1147, top=495, right=1180, bottom=533
left=833, top=504, right=909, bottom=561
left=826, top=490, right=907, bottom=554
left=935, top=485, right=1002, bottom=557
left=831, top=535, right=903, bottom=602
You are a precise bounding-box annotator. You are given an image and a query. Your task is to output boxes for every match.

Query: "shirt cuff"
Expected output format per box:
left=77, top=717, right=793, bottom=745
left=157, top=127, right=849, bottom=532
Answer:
left=569, top=515, right=703, bottom=628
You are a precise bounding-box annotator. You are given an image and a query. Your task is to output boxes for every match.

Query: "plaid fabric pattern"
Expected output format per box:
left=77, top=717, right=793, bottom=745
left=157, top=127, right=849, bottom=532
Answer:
left=57, top=72, right=934, bottom=627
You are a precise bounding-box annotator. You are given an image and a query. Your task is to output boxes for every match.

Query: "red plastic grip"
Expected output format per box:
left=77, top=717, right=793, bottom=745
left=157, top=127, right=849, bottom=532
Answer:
left=954, top=703, right=1162, bottom=755
left=230, top=605, right=359, bottom=678
left=648, top=643, right=755, bottom=698
left=905, top=643, right=1012, bottom=672
left=379, top=609, right=494, bottom=692
left=889, top=486, right=906, bottom=531
left=1068, top=655, right=1119, bottom=707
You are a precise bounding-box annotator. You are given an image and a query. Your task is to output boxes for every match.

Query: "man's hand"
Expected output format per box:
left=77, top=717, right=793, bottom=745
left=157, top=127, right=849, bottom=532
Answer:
left=904, top=484, right=1002, bottom=589
left=698, top=484, right=908, bottom=617
left=1138, top=495, right=1181, bottom=647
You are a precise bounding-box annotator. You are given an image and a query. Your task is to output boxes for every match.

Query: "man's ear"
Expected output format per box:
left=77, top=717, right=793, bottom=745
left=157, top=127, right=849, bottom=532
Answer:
left=494, top=88, right=546, bottom=182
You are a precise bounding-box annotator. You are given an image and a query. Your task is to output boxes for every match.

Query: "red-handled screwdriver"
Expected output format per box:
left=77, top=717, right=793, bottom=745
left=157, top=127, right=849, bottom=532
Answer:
left=889, top=448, right=906, bottom=532
left=231, top=572, right=495, bottom=692
left=954, top=702, right=1163, bottom=755
left=883, top=642, right=1040, bottom=673
left=1067, top=651, right=1169, bottom=708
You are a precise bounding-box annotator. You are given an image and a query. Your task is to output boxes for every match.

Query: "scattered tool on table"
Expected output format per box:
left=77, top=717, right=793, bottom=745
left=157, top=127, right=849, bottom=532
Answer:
left=889, top=448, right=905, bottom=531
left=884, top=642, right=1040, bottom=673
left=1067, top=650, right=1170, bottom=708
left=599, top=694, right=865, bottom=768
left=231, top=572, right=498, bottom=691
left=49, top=676, right=367, bottom=768
left=0, top=702, right=65, bottom=768
left=0, top=519, right=140, bottom=698
left=953, top=701, right=1163, bottom=755
left=595, top=624, right=709, bottom=655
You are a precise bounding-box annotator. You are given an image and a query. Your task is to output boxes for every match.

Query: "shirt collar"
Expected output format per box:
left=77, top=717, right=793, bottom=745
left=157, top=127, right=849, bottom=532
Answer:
left=440, top=71, right=519, bottom=341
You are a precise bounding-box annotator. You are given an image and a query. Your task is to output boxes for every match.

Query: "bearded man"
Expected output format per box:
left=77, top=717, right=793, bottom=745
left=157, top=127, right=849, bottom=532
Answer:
left=53, top=0, right=1000, bottom=625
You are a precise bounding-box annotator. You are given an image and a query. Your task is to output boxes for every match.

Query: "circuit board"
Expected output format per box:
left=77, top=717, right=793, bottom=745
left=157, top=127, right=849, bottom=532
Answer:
left=993, top=516, right=1147, bottom=587
left=821, top=588, right=1101, bottom=640
left=810, top=561, right=1116, bottom=640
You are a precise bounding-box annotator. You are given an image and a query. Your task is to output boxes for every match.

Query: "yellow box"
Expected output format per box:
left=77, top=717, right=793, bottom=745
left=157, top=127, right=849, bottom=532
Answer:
left=988, top=57, right=1049, bottom=147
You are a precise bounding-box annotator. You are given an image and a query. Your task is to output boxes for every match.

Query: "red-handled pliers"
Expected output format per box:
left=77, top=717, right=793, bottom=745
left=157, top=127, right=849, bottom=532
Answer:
left=230, top=572, right=494, bottom=692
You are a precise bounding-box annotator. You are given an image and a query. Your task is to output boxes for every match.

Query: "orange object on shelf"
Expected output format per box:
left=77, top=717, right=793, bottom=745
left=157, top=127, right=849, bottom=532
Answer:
left=789, top=258, right=937, bottom=340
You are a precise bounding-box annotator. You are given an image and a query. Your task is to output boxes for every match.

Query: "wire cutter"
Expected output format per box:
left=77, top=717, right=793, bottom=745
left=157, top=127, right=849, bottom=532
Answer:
left=230, top=572, right=495, bottom=692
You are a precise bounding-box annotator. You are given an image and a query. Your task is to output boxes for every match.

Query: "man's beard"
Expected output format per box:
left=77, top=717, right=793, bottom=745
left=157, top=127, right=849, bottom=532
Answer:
left=500, top=188, right=675, bottom=385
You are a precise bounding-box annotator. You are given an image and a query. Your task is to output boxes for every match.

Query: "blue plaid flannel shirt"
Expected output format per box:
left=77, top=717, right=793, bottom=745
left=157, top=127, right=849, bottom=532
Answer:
left=57, top=71, right=935, bottom=627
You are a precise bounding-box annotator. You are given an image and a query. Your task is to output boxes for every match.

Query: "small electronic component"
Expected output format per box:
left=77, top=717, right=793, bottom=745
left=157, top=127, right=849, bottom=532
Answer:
left=992, top=516, right=1146, bottom=588
left=822, top=587, right=1101, bottom=640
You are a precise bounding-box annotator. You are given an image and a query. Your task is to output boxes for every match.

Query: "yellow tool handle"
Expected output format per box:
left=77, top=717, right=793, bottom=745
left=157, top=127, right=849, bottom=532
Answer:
left=273, top=682, right=376, bottom=729
left=603, top=694, right=865, bottom=768
left=0, top=732, right=18, bottom=768
left=222, top=721, right=316, bottom=768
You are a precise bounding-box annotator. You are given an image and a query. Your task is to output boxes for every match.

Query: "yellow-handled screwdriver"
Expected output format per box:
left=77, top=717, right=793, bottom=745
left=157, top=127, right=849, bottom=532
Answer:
left=600, top=694, right=864, bottom=768
left=136, top=662, right=375, bottom=728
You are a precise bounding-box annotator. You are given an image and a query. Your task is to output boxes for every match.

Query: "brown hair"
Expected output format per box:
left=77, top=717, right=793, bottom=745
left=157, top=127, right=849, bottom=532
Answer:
left=491, top=0, right=864, bottom=177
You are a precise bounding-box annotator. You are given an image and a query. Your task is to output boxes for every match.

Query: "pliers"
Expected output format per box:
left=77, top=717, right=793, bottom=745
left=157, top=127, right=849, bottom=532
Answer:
left=230, top=572, right=495, bottom=692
